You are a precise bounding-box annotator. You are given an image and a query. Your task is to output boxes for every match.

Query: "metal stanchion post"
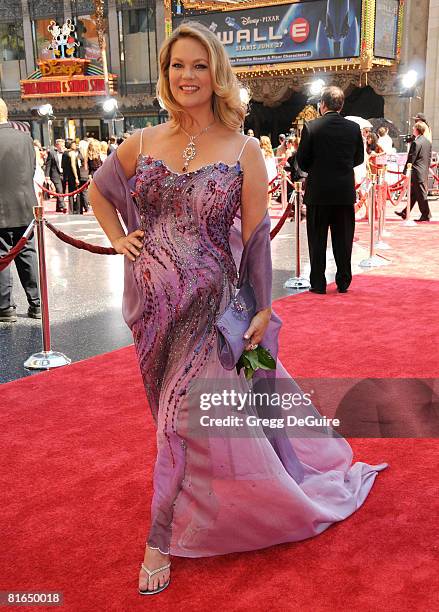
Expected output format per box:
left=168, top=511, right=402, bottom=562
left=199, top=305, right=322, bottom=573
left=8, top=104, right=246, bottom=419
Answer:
left=381, top=167, right=392, bottom=237
left=375, top=167, right=391, bottom=250
left=280, top=172, right=287, bottom=212
left=284, top=181, right=310, bottom=289
left=359, top=175, right=388, bottom=268
left=24, top=206, right=71, bottom=370
left=403, top=163, right=416, bottom=227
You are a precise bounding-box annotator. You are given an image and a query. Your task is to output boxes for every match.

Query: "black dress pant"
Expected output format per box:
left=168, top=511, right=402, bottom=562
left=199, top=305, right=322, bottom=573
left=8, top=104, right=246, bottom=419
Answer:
left=78, top=179, right=89, bottom=214
left=306, top=204, right=355, bottom=292
left=0, top=227, right=40, bottom=310
left=409, top=181, right=431, bottom=219
left=64, top=177, right=80, bottom=214
left=52, top=176, right=66, bottom=212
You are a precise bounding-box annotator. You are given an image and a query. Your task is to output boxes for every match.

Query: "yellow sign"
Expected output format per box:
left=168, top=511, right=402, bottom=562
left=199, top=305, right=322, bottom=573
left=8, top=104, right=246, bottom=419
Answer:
left=39, top=59, right=87, bottom=78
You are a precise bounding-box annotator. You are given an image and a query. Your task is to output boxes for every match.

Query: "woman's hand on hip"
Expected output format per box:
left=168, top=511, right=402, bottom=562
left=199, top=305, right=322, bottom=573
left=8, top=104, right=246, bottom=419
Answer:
left=112, top=229, right=144, bottom=261
left=243, top=307, right=272, bottom=351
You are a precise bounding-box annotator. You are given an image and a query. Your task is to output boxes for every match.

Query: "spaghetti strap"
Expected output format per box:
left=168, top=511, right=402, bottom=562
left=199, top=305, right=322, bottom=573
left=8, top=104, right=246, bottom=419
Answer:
left=237, top=136, right=252, bottom=161
left=139, top=127, right=145, bottom=155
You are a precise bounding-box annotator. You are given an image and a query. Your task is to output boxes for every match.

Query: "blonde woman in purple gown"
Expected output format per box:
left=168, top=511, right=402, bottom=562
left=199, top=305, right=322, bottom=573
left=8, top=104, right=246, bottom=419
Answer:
left=89, top=22, right=387, bottom=596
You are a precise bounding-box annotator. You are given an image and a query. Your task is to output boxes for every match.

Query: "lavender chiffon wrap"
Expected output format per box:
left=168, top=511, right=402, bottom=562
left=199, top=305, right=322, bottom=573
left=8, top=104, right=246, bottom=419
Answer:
left=93, top=153, right=144, bottom=328
left=92, top=152, right=388, bottom=559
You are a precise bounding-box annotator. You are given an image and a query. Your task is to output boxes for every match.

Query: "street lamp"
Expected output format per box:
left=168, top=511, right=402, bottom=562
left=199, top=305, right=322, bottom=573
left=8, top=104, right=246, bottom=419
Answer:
left=401, top=70, right=418, bottom=90
left=239, top=86, right=250, bottom=105
left=400, top=69, right=418, bottom=140
left=39, top=104, right=54, bottom=147
left=307, top=78, right=325, bottom=106
left=309, top=79, right=325, bottom=97
left=31, top=103, right=55, bottom=147
left=38, top=103, right=53, bottom=117
left=102, top=97, right=119, bottom=137
left=102, top=97, right=118, bottom=114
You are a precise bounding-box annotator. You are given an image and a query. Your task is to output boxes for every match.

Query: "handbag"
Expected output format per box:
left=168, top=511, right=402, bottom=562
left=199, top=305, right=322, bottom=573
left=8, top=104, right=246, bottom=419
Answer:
left=216, top=280, right=257, bottom=370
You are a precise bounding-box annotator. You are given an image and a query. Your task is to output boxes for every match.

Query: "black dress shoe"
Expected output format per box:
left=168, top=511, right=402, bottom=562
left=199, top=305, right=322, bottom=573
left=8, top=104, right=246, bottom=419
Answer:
left=395, top=210, right=406, bottom=220
left=28, top=305, right=42, bottom=319
left=309, top=288, right=326, bottom=295
left=0, top=306, right=17, bottom=322
left=337, top=287, right=348, bottom=293
left=415, top=217, right=430, bottom=222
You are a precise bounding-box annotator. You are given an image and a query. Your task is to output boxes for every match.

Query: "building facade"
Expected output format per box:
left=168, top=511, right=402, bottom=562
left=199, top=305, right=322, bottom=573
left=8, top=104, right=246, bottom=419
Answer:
left=0, top=0, right=166, bottom=142
left=0, top=0, right=435, bottom=146
left=167, top=0, right=432, bottom=145
left=424, top=0, right=439, bottom=150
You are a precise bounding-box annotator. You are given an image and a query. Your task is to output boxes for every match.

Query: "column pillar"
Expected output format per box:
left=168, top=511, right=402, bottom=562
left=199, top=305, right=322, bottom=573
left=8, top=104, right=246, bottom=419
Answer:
left=107, top=0, right=121, bottom=77
left=63, top=0, right=72, bottom=20
left=21, top=0, right=35, bottom=73
left=424, top=0, right=439, bottom=149
left=156, top=0, right=166, bottom=51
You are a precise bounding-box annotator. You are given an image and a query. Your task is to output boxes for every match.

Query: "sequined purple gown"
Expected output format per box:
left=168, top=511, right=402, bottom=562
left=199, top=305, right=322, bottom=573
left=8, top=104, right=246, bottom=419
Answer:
left=131, top=153, right=387, bottom=558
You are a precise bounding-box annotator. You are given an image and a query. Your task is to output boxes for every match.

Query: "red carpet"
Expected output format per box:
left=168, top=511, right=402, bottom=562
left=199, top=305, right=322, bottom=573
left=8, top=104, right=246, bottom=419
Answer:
left=1, top=269, right=438, bottom=611
left=275, top=275, right=438, bottom=378
left=354, top=216, right=439, bottom=280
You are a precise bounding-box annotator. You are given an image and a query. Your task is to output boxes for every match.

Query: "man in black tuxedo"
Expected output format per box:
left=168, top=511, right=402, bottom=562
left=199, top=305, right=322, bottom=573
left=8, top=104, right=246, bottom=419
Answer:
left=296, top=86, right=364, bottom=294
left=62, top=139, right=81, bottom=214
left=45, top=138, right=67, bottom=213
left=395, top=121, right=432, bottom=222
left=0, top=97, right=41, bottom=322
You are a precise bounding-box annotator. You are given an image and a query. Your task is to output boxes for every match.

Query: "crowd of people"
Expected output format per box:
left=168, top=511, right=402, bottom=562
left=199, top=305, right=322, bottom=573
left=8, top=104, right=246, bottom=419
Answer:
left=33, top=134, right=131, bottom=214
left=252, top=123, right=398, bottom=192
left=246, top=100, right=433, bottom=295
left=37, top=111, right=427, bottom=222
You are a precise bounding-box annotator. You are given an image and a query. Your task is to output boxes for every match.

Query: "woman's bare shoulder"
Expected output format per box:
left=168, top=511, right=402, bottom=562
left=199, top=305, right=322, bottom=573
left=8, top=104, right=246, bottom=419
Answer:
left=140, top=122, right=171, bottom=148
left=239, top=135, right=264, bottom=166
left=116, top=124, right=169, bottom=178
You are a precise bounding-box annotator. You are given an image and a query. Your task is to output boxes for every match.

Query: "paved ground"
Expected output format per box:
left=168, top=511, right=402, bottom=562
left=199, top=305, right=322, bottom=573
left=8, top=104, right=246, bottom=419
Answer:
left=2, top=196, right=435, bottom=383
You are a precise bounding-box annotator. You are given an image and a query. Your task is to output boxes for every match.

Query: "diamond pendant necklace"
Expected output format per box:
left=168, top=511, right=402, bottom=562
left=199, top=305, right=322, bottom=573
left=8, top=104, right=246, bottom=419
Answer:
left=180, top=121, right=215, bottom=172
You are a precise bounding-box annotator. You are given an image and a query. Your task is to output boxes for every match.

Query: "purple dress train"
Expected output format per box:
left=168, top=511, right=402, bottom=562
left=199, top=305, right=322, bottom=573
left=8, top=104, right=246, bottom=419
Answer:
left=93, top=151, right=387, bottom=559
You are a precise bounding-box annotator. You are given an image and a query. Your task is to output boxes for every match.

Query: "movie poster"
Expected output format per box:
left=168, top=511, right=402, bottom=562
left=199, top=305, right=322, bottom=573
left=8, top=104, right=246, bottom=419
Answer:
left=172, top=1, right=362, bottom=66
left=374, top=0, right=399, bottom=59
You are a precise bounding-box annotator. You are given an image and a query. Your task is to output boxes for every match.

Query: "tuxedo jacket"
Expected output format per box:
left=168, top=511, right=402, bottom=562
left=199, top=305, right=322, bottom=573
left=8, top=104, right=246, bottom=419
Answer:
left=45, top=148, right=64, bottom=182
left=0, top=123, right=37, bottom=228
left=404, top=135, right=432, bottom=184
left=296, top=111, right=364, bottom=206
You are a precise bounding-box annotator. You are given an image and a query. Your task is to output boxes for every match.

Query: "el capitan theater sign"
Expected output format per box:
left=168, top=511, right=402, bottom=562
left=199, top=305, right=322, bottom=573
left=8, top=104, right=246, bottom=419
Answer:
left=20, top=58, right=116, bottom=98
left=20, top=18, right=117, bottom=99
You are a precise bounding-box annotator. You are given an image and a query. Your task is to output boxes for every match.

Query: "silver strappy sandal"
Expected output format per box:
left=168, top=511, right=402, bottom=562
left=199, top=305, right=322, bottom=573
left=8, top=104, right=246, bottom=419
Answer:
left=138, top=562, right=171, bottom=595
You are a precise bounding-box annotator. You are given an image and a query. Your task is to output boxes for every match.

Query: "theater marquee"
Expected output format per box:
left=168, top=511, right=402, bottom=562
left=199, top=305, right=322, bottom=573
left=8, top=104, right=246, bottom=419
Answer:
left=165, top=0, right=404, bottom=77
left=19, top=18, right=117, bottom=99
left=20, top=59, right=116, bottom=99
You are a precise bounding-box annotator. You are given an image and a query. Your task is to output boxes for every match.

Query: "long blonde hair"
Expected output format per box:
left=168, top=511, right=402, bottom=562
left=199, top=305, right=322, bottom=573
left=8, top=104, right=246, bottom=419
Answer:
left=78, top=140, right=88, bottom=160
left=260, top=136, right=274, bottom=158
left=157, top=21, right=246, bottom=132
left=88, top=139, right=102, bottom=161
left=100, top=141, right=108, bottom=157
